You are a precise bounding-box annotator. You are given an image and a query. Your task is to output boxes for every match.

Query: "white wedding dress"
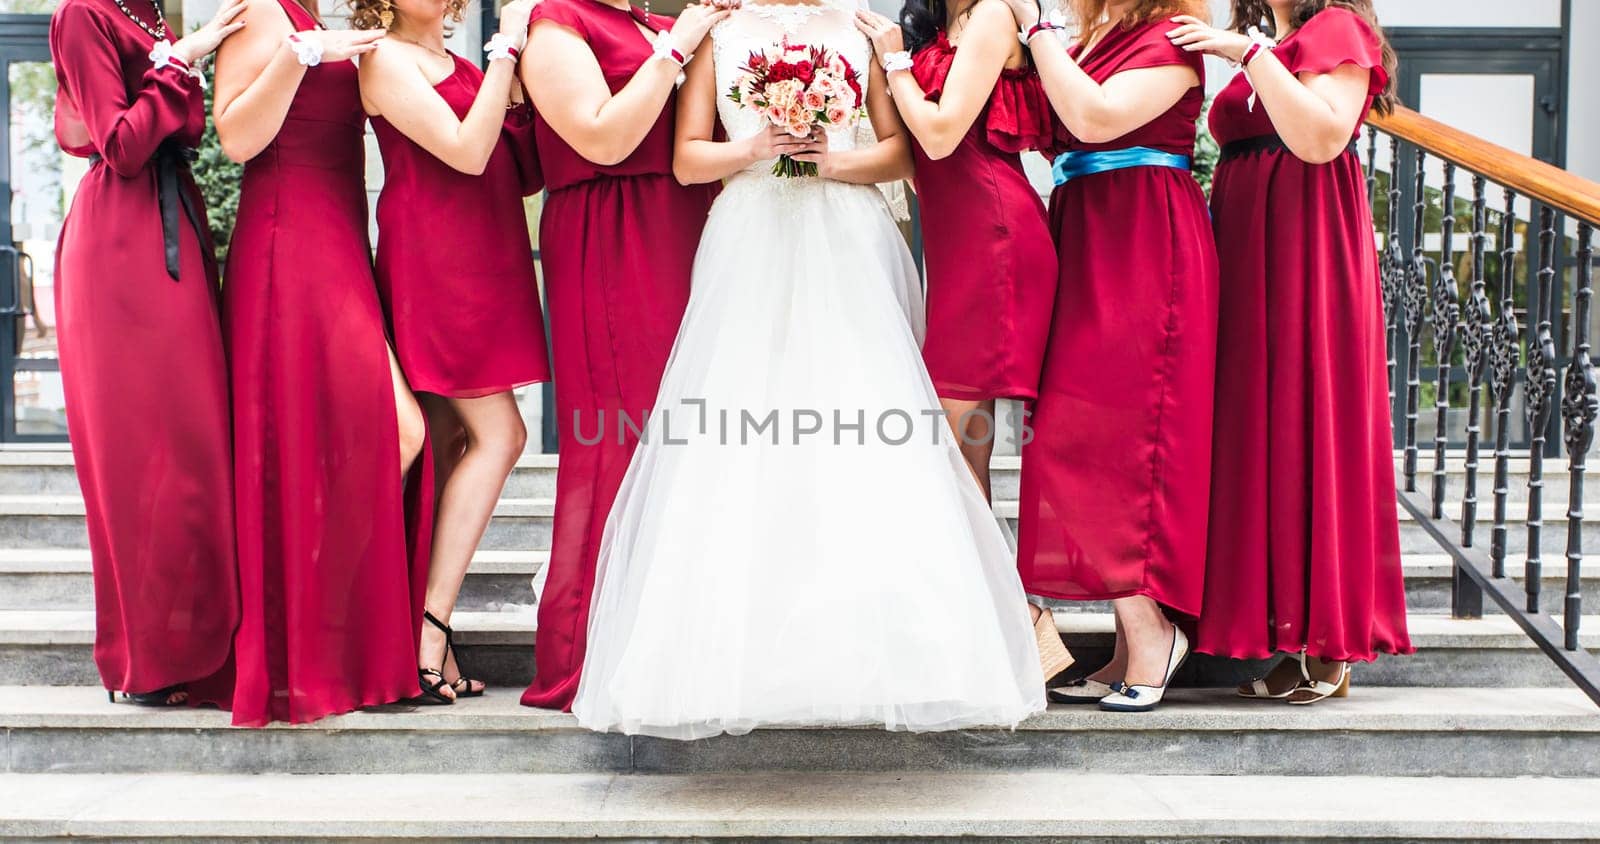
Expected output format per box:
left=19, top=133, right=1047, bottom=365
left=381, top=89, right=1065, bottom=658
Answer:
left=570, top=0, right=1046, bottom=739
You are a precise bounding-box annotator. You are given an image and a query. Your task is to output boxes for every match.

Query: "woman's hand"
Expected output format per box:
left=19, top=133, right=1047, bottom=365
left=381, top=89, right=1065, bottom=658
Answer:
left=743, top=123, right=818, bottom=165
left=291, top=29, right=386, bottom=63
left=170, top=0, right=248, bottom=64
left=788, top=128, right=832, bottom=177
left=1165, top=15, right=1250, bottom=64
left=499, top=0, right=538, bottom=43
left=995, top=0, right=1040, bottom=33
left=852, top=10, right=904, bottom=56
left=668, top=3, right=736, bottom=57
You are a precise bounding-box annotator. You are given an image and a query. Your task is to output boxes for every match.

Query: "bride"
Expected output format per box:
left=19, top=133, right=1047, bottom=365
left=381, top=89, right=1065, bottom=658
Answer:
left=570, top=0, right=1050, bottom=739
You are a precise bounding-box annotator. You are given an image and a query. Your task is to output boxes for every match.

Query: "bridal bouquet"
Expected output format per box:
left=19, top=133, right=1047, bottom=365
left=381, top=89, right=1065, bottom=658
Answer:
left=727, top=39, right=865, bottom=178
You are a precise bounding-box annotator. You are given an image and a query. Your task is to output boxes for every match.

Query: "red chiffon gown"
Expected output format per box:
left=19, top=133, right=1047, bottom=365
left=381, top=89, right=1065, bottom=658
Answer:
left=204, top=0, right=434, bottom=726
left=48, top=0, right=237, bottom=696
left=1017, top=21, right=1218, bottom=617
left=371, top=53, right=551, bottom=398
left=909, top=31, right=1056, bottom=401
left=1195, top=8, right=1412, bottom=662
left=520, top=0, right=717, bottom=710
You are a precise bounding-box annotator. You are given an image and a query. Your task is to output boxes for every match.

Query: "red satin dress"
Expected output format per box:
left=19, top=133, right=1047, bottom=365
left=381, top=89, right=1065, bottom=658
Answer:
left=206, top=0, right=434, bottom=726
left=1017, top=21, right=1218, bottom=617
left=48, top=0, right=237, bottom=696
left=909, top=31, right=1057, bottom=401
left=1195, top=8, right=1412, bottom=662
left=371, top=53, right=551, bottom=398
left=520, top=0, right=717, bottom=711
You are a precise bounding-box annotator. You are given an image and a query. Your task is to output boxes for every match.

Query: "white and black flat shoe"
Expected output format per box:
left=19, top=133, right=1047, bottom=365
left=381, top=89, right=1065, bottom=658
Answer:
left=1098, top=626, right=1190, bottom=713
left=1047, top=678, right=1113, bottom=705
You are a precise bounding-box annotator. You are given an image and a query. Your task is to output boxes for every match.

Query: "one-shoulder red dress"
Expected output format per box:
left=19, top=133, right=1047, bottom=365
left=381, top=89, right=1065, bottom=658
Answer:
left=1017, top=21, right=1218, bottom=617
left=205, top=0, right=434, bottom=726
left=371, top=53, right=550, bottom=398
left=48, top=0, right=238, bottom=697
left=520, top=0, right=718, bottom=711
left=909, top=31, right=1057, bottom=401
left=1195, top=8, right=1412, bottom=662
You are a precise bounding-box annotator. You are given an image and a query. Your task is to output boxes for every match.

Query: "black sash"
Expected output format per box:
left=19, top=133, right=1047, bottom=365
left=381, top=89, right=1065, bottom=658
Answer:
left=90, top=140, right=205, bottom=282
left=1219, top=134, right=1359, bottom=163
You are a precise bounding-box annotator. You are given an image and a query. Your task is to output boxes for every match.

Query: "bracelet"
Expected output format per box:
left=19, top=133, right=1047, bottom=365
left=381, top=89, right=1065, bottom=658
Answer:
left=484, top=32, right=523, bottom=62
left=147, top=41, right=189, bottom=73
left=1238, top=26, right=1276, bottom=68
left=286, top=32, right=324, bottom=67
left=651, top=31, right=689, bottom=68
left=880, top=50, right=912, bottom=73
left=1020, top=10, right=1067, bottom=45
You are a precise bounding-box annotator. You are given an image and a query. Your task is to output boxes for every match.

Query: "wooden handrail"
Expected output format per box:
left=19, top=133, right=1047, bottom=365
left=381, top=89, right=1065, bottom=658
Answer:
left=1370, top=105, right=1600, bottom=225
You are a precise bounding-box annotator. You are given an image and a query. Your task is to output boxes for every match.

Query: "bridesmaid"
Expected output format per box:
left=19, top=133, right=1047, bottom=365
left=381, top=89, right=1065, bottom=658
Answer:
left=516, top=0, right=728, bottom=710
left=205, top=2, right=433, bottom=725
left=358, top=0, right=547, bottom=702
left=1168, top=0, right=1413, bottom=703
left=853, top=1, right=1068, bottom=679
left=48, top=0, right=245, bottom=707
left=1003, top=0, right=1218, bottom=712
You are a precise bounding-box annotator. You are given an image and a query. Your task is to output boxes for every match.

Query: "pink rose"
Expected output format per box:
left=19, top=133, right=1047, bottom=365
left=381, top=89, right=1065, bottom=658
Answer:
left=803, top=89, right=826, bottom=110
left=825, top=105, right=850, bottom=125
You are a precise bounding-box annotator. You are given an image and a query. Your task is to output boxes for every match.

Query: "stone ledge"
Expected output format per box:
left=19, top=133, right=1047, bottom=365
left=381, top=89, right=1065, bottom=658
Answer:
left=4, top=772, right=1600, bottom=840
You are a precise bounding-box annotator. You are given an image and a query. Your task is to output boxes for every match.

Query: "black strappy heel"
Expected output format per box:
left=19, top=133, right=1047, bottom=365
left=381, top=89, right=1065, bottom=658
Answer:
left=412, top=666, right=454, bottom=706
left=424, top=610, right=485, bottom=698
left=107, top=685, right=187, bottom=707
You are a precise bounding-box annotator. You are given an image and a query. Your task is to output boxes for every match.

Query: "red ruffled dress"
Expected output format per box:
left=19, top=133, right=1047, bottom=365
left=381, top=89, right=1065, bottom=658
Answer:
left=909, top=32, right=1057, bottom=401
left=371, top=53, right=551, bottom=398
left=1016, top=21, right=1218, bottom=617
left=519, top=0, right=718, bottom=711
left=48, top=0, right=238, bottom=697
left=204, top=0, right=435, bottom=726
left=1195, top=8, right=1412, bottom=662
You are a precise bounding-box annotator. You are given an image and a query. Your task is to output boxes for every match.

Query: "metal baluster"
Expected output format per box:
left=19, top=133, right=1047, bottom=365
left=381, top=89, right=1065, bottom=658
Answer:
left=1461, top=176, right=1491, bottom=545
left=1561, top=223, right=1596, bottom=649
left=1488, top=190, right=1521, bottom=579
left=1526, top=206, right=1561, bottom=612
left=1403, top=148, right=1429, bottom=492
left=1432, top=164, right=1462, bottom=518
left=1383, top=136, right=1404, bottom=407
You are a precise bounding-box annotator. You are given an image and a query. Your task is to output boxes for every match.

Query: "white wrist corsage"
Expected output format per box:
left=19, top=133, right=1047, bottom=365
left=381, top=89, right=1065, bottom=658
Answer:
left=1020, top=9, right=1068, bottom=45
left=880, top=50, right=912, bottom=73
left=652, top=31, right=689, bottom=86
left=148, top=41, right=187, bottom=72
left=286, top=33, right=324, bottom=67
left=485, top=32, right=524, bottom=62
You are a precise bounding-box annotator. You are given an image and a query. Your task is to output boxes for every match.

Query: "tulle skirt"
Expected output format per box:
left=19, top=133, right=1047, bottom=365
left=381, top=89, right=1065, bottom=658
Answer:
left=571, top=172, right=1046, bottom=739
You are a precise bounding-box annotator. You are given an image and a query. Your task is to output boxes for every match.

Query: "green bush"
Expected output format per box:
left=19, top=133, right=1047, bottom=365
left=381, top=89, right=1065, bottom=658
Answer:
left=192, top=66, right=243, bottom=268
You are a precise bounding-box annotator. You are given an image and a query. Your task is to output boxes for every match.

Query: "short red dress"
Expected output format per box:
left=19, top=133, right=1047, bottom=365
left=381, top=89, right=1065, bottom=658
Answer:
left=205, top=0, right=434, bottom=726
left=909, top=31, right=1057, bottom=401
left=1195, top=8, right=1412, bottom=662
left=48, top=0, right=237, bottom=697
left=519, top=0, right=718, bottom=710
left=1017, top=21, right=1218, bottom=617
left=371, top=53, right=550, bottom=398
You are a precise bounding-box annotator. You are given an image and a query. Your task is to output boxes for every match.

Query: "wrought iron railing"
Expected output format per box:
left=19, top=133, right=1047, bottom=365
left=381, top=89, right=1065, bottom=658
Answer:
left=1368, top=106, right=1600, bottom=705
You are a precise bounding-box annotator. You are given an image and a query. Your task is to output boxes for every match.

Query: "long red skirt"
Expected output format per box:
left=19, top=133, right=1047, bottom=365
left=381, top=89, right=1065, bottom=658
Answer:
left=1194, top=149, right=1413, bottom=662
left=203, top=133, right=434, bottom=726
left=56, top=162, right=238, bottom=695
left=1017, top=167, right=1219, bottom=617
left=521, top=174, right=713, bottom=710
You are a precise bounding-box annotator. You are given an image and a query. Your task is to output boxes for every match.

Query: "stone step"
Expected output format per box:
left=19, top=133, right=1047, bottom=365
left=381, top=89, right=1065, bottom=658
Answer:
left=8, top=548, right=1599, bottom=615
left=11, top=490, right=1600, bottom=556
left=5, top=609, right=1595, bottom=689
left=1, top=686, right=1596, bottom=777
left=7, top=771, right=1599, bottom=841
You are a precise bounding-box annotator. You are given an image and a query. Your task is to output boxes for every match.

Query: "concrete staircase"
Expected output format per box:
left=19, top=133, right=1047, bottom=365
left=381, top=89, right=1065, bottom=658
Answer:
left=2, top=445, right=1598, bottom=841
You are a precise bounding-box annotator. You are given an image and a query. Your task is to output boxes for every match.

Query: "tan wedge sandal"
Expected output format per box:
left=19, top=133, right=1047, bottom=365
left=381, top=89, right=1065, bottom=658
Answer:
left=1034, top=606, right=1075, bottom=682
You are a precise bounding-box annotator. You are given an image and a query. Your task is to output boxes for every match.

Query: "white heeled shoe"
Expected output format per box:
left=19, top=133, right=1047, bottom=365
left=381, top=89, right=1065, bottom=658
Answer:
left=1236, top=652, right=1306, bottom=700
left=1098, top=626, right=1190, bottom=713
left=1287, top=659, right=1351, bottom=705
left=1047, top=677, right=1114, bottom=704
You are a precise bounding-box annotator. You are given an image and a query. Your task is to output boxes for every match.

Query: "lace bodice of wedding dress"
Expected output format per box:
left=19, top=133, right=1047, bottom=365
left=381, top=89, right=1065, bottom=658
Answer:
left=711, top=1, right=874, bottom=172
